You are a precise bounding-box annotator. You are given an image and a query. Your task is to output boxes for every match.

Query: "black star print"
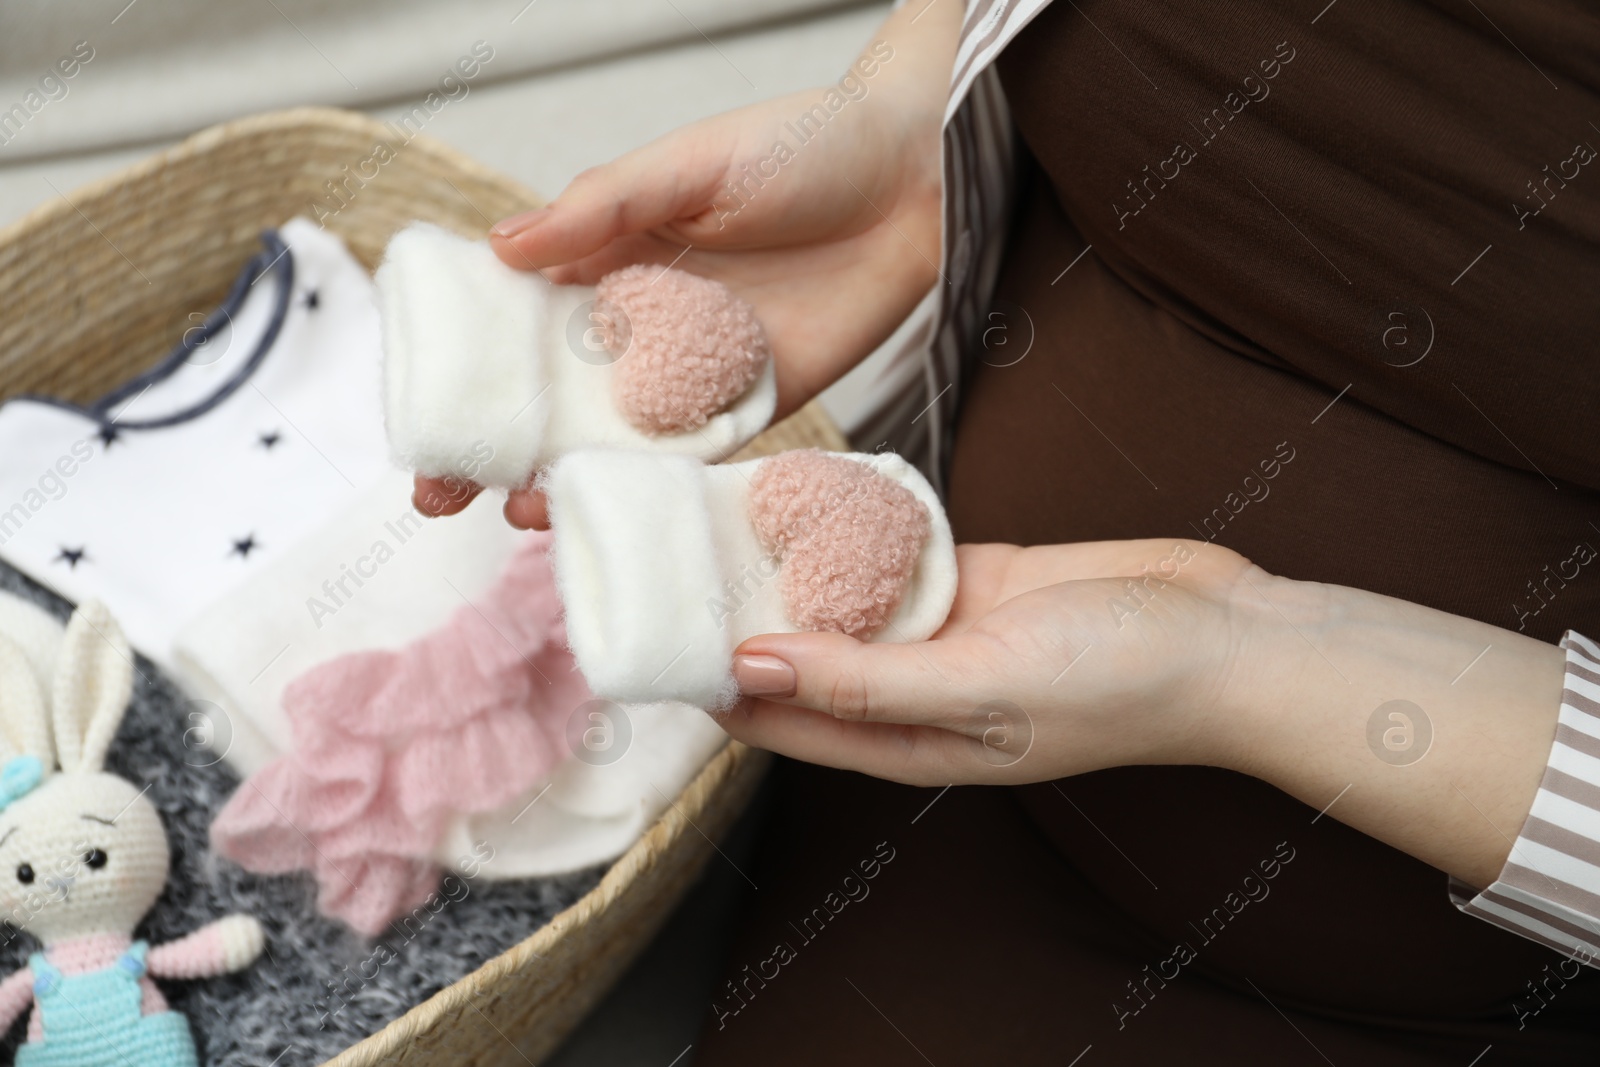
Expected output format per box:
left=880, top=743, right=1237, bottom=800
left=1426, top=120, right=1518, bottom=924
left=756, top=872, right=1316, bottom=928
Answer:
left=258, top=430, right=282, bottom=450
left=54, top=546, right=87, bottom=569
left=230, top=534, right=260, bottom=560
left=95, top=424, right=121, bottom=449
left=303, top=289, right=320, bottom=311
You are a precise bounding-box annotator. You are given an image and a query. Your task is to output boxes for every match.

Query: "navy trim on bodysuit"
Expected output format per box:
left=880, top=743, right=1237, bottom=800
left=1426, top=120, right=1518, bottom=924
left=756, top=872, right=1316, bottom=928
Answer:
left=9, top=229, right=295, bottom=431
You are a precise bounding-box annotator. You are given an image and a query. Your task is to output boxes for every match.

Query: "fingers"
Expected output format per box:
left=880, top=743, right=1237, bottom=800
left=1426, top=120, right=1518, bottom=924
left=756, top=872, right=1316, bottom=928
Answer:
left=730, top=630, right=993, bottom=732
left=413, top=475, right=481, bottom=517
left=721, top=629, right=1044, bottom=784
left=412, top=475, right=549, bottom=530
left=489, top=133, right=726, bottom=272
left=503, top=487, right=549, bottom=531
left=716, top=698, right=987, bottom=786
left=525, top=232, right=695, bottom=287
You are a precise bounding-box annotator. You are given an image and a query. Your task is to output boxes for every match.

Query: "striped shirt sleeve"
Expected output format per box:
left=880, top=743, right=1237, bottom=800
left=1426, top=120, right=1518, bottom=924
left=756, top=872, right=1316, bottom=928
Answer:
left=1450, top=631, right=1600, bottom=967
left=849, top=1, right=1038, bottom=490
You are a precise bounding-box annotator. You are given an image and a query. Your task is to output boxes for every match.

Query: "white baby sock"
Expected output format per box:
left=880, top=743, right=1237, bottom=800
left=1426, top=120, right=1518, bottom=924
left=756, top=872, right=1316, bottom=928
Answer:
left=542, top=449, right=958, bottom=709
left=378, top=222, right=777, bottom=489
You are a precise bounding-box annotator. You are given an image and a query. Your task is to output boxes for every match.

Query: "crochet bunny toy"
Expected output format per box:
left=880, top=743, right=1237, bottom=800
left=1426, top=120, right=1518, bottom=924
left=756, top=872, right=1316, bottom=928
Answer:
left=0, top=599, right=263, bottom=1067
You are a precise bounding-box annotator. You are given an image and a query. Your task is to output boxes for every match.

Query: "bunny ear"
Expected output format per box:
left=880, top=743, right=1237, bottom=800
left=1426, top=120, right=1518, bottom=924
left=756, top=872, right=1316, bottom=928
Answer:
left=51, top=601, right=132, bottom=774
left=0, top=634, right=53, bottom=768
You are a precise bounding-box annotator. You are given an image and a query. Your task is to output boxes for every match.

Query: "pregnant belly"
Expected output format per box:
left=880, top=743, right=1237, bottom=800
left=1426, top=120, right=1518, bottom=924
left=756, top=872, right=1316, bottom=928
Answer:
left=946, top=177, right=1600, bottom=1014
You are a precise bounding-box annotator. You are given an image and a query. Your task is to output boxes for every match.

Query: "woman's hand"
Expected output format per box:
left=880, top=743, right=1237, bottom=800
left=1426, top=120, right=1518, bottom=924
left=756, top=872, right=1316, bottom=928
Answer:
left=414, top=0, right=962, bottom=528
left=721, top=536, right=1568, bottom=890
left=720, top=538, right=1267, bottom=786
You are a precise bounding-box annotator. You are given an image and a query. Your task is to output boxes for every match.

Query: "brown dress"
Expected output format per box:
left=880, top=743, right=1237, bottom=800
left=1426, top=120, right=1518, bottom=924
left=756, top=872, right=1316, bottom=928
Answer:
left=696, top=1, right=1600, bottom=1062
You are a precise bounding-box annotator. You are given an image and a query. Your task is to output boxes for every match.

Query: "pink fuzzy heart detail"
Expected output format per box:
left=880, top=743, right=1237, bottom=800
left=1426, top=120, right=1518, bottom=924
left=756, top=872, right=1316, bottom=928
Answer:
left=598, top=265, right=769, bottom=434
left=748, top=450, right=930, bottom=639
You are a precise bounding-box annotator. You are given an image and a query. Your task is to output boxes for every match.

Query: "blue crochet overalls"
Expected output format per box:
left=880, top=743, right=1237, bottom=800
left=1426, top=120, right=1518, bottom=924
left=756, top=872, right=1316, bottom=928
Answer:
left=16, top=941, right=198, bottom=1067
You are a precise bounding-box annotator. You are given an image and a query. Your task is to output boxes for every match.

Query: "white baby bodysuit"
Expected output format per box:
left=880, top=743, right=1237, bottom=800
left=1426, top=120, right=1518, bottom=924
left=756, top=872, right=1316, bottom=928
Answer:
left=0, top=217, right=389, bottom=673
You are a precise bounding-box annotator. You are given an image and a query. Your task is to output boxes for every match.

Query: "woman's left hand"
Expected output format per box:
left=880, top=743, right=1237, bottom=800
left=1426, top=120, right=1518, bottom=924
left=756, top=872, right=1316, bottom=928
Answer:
left=720, top=538, right=1269, bottom=785
left=721, top=536, right=1568, bottom=890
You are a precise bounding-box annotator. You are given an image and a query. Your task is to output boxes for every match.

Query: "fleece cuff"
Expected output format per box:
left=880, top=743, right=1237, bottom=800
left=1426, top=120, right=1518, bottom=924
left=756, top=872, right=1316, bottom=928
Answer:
left=543, top=449, right=958, bottom=709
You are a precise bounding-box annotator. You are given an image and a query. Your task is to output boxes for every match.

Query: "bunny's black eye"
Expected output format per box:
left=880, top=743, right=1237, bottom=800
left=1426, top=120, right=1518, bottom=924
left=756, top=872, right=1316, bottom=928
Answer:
left=84, top=849, right=107, bottom=870
left=15, top=864, right=33, bottom=885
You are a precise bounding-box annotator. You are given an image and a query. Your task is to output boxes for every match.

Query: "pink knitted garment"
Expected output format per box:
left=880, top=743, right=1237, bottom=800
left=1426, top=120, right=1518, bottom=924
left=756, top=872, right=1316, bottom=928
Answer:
left=210, top=532, right=589, bottom=936
left=748, top=450, right=931, bottom=639
left=598, top=265, right=769, bottom=434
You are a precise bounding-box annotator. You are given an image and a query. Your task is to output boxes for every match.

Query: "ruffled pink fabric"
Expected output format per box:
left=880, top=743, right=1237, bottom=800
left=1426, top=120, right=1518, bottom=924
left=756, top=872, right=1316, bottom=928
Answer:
left=211, top=532, right=588, bottom=935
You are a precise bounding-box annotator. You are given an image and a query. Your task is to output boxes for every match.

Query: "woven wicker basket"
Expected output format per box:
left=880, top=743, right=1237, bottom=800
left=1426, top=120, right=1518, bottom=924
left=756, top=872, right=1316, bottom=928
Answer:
left=0, top=107, right=846, bottom=1066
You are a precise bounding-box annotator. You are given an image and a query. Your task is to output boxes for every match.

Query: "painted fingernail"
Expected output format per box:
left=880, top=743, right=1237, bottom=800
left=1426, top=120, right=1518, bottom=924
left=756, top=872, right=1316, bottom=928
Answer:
left=733, top=654, right=796, bottom=698
left=490, top=207, right=552, bottom=239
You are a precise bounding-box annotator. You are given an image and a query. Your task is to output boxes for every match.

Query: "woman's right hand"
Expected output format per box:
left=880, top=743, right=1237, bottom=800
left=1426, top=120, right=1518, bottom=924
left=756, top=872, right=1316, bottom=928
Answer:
left=414, top=0, right=961, bottom=527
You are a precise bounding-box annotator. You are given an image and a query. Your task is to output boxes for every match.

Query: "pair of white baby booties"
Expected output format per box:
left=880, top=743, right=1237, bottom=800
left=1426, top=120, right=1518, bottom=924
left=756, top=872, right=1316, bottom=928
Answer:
left=379, top=223, right=959, bottom=711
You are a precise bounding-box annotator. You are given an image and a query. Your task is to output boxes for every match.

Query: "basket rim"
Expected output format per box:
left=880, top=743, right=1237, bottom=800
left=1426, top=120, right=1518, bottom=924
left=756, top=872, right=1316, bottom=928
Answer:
left=0, top=105, right=543, bottom=253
